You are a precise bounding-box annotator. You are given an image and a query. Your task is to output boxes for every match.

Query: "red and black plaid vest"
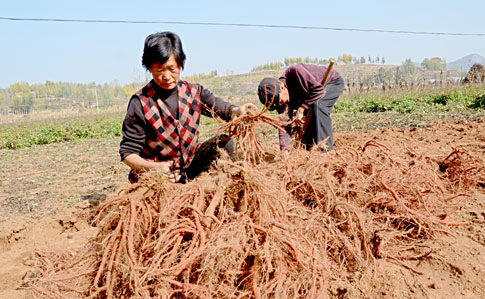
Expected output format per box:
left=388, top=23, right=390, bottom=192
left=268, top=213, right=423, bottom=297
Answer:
left=136, top=80, right=201, bottom=169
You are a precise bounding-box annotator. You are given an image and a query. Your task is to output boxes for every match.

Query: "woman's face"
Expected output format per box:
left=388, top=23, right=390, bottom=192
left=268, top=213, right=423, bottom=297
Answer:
left=149, top=54, right=181, bottom=90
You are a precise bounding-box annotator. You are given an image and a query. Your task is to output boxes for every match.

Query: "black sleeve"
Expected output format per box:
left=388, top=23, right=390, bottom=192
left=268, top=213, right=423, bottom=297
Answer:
left=119, top=96, right=147, bottom=161
left=198, top=85, right=237, bottom=121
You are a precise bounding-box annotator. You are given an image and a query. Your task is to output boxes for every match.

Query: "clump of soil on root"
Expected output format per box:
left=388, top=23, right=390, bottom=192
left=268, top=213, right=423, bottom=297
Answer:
left=24, top=138, right=484, bottom=298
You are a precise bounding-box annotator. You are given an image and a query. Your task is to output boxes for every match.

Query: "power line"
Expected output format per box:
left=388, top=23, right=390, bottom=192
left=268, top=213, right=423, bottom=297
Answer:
left=1, top=16, right=484, bottom=37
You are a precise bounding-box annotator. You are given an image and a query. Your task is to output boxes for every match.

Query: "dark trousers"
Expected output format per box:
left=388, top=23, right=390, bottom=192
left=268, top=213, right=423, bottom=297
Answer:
left=301, top=76, right=345, bottom=150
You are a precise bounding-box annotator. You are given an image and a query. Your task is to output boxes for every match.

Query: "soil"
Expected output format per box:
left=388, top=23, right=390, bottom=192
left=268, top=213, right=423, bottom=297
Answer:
left=0, top=117, right=484, bottom=299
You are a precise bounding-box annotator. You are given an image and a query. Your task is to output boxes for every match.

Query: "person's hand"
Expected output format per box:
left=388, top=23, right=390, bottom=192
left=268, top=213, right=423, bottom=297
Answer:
left=231, top=103, right=259, bottom=119
left=165, top=170, right=182, bottom=183
left=294, top=107, right=305, bottom=127
left=156, top=161, right=181, bottom=182
left=123, top=155, right=182, bottom=183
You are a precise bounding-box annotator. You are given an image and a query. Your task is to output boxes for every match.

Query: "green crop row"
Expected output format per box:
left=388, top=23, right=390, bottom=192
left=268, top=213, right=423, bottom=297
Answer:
left=1, top=85, right=483, bottom=150
left=0, top=112, right=124, bottom=149
left=334, top=85, right=485, bottom=114
left=0, top=112, right=223, bottom=150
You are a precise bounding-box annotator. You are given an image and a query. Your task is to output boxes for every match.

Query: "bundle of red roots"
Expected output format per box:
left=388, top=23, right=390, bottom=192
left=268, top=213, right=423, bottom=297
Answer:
left=25, top=115, right=485, bottom=299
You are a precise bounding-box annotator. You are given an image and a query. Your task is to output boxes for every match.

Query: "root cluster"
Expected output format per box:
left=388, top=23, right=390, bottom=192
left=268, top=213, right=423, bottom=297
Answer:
left=217, top=110, right=286, bottom=164
left=25, top=125, right=484, bottom=298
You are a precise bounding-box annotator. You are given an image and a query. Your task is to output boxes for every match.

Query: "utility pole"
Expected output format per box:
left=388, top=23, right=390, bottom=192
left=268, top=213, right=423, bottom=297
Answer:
left=94, top=86, right=99, bottom=113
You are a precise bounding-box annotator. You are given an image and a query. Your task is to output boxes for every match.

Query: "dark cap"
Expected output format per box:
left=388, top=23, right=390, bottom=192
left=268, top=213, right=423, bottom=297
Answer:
left=257, top=77, right=280, bottom=111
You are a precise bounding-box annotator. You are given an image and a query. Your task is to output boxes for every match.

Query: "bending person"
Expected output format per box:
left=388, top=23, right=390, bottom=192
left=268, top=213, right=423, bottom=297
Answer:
left=257, top=63, right=344, bottom=152
left=120, top=31, right=256, bottom=183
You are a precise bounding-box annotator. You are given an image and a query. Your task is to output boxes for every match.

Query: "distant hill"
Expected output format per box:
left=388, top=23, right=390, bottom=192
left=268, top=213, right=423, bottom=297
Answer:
left=446, top=54, right=485, bottom=71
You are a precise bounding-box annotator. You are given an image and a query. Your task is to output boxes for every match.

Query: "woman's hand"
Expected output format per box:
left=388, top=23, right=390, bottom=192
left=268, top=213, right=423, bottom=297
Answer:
left=123, top=154, right=181, bottom=182
left=155, top=161, right=181, bottom=182
left=231, top=103, right=259, bottom=119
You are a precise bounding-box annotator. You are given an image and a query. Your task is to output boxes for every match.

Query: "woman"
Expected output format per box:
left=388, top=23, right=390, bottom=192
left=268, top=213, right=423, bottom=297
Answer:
left=120, top=31, right=256, bottom=183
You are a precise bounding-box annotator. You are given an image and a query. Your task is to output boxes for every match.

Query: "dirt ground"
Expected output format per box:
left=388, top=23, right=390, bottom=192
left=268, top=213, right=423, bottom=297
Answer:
left=0, top=118, right=484, bottom=299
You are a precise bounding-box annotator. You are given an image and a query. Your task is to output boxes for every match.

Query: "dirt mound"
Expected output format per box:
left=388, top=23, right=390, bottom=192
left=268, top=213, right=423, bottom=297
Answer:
left=463, top=63, right=485, bottom=83
left=22, top=126, right=485, bottom=298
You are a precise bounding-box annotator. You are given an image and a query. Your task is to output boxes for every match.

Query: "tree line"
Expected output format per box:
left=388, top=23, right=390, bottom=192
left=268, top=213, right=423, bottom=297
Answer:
left=360, top=57, right=452, bottom=86
left=250, top=55, right=449, bottom=73
left=0, top=81, right=140, bottom=114
left=0, top=56, right=451, bottom=115
left=250, top=55, right=388, bottom=72
left=336, top=54, right=386, bottom=65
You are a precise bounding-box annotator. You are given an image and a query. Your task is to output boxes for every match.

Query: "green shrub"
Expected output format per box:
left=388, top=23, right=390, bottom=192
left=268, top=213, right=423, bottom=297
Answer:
left=390, top=97, right=416, bottom=113
left=470, top=94, right=485, bottom=109
left=432, top=94, right=451, bottom=105
left=360, top=100, right=387, bottom=112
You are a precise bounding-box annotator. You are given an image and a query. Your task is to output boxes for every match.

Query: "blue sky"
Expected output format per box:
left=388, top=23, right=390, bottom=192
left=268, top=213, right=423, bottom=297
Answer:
left=0, top=0, right=483, bottom=88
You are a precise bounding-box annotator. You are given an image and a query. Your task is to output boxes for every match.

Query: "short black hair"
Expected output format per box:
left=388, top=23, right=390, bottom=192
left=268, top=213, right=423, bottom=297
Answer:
left=142, top=32, right=186, bottom=70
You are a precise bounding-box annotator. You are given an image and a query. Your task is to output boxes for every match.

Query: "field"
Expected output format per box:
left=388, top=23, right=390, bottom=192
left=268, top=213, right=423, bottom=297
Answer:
left=0, top=79, right=484, bottom=298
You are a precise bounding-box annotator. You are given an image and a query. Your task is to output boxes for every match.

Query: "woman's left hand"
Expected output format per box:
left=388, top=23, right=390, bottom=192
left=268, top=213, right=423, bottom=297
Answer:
left=231, top=103, right=259, bottom=119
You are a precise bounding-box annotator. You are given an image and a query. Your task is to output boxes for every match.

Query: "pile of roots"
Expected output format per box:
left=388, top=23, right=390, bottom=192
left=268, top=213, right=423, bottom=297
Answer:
left=25, top=120, right=485, bottom=299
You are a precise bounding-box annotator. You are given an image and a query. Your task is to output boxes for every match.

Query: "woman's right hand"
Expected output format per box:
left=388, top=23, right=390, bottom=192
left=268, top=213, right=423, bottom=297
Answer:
left=155, top=161, right=181, bottom=182
left=123, top=154, right=181, bottom=182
